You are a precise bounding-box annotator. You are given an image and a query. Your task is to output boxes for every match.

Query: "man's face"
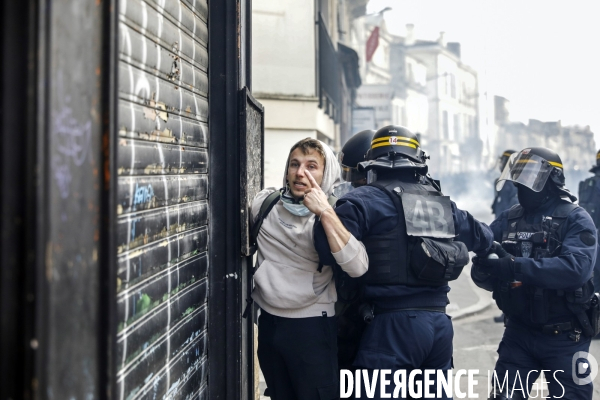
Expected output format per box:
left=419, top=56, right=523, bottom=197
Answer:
left=286, top=147, right=325, bottom=200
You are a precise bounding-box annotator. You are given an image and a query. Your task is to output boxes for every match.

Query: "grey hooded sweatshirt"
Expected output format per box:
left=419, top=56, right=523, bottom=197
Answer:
left=250, top=141, right=368, bottom=318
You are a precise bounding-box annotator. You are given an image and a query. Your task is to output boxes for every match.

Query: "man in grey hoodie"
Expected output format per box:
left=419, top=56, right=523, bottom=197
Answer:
left=251, top=138, right=368, bottom=400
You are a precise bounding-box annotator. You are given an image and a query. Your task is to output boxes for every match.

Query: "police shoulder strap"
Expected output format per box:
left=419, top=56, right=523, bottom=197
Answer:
left=551, top=201, right=578, bottom=219
left=369, top=180, right=443, bottom=197
left=424, top=174, right=443, bottom=193
left=546, top=201, right=579, bottom=243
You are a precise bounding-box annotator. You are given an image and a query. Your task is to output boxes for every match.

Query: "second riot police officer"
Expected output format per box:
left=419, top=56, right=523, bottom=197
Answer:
left=578, top=149, right=600, bottom=293
left=492, top=150, right=519, bottom=218
left=314, top=125, right=494, bottom=398
left=492, top=150, right=519, bottom=322
left=578, top=149, right=600, bottom=228
left=334, top=130, right=375, bottom=198
left=472, top=147, right=600, bottom=399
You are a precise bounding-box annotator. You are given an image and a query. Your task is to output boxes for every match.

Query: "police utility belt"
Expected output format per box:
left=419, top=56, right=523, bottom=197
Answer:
left=495, top=203, right=600, bottom=339
left=361, top=180, right=469, bottom=288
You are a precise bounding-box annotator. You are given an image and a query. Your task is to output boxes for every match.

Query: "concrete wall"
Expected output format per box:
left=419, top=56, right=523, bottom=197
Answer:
left=252, top=0, right=316, bottom=97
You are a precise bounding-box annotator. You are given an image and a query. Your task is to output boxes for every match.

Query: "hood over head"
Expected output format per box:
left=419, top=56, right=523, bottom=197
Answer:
left=282, top=140, right=342, bottom=197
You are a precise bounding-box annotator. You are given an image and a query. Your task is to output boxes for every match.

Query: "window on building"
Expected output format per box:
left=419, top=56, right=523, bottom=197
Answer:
left=467, top=115, right=473, bottom=138
left=443, top=110, right=449, bottom=140
left=454, top=114, right=461, bottom=142
left=445, top=73, right=456, bottom=98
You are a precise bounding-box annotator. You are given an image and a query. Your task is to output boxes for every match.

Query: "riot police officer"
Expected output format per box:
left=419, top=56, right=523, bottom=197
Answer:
left=579, top=149, right=600, bottom=227
left=313, top=125, right=494, bottom=399
left=492, top=150, right=519, bottom=322
left=334, top=129, right=376, bottom=373
left=492, top=150, right=519, bottom=218
left=472, top=147, right=599, bottom=399
left=340, top=130, right=376, bottom=188
left=578, top=149, right=600, bottom=292
left=334, top=130, right=376, bottom=197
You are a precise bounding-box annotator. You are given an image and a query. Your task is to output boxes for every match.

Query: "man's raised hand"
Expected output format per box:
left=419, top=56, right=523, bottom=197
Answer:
left=303, top=170, right=332, bottom=217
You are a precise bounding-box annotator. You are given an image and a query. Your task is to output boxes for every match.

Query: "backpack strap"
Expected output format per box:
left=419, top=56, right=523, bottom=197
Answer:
left=251, top=190, right=337, bottom=258
left=248, top=189, right=283, bottom=256
left=243, top=189, right=282, bottom=319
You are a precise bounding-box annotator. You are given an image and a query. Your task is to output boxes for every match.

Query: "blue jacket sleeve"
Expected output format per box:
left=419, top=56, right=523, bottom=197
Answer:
left=489, top=211, right=507, bottom=242
left=515, top=208, right=597, bottom=290
left=451, top=202, right=494, bottom=254
left=314, top=186, right=397, bottom=265
left=470, top=212, right=507, bottom=291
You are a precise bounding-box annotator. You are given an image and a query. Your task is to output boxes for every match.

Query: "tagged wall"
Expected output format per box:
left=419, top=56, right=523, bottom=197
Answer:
left=116, top=0, right=209, bottom=398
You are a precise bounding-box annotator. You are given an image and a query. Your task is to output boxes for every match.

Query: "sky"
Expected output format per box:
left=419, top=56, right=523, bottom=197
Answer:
left=366, top=0, right=600, bottom=144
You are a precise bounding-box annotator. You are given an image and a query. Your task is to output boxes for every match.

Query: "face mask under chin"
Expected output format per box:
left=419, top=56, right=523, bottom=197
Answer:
left=517, top=184, right=549, bottom=211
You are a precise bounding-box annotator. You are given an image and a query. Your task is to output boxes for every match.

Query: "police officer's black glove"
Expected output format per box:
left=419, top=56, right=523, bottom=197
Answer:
left=476, top=252, right=516, bottom=281
left=472, top=241, right=508, bottom=264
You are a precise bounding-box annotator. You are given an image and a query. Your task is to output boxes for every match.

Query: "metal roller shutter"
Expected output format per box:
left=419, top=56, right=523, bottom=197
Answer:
left=115, top=0, right=209, bottom=398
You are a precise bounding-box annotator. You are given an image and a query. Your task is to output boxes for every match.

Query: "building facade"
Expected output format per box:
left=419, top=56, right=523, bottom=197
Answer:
left=492, top=95, right=596, bottom=192
left=252, top=0, right=366, bottom=188
left=352, top=21, right=480, bottom=176
left=406, top=34, right=481, bottom=175
left=353, top=19, right=429, bottom=136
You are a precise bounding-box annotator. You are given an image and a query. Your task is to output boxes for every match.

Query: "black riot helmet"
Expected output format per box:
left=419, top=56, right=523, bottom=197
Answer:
left=358, top=125, right=428, bottom=174
left=498, top=149, right=516, bottom=173
left=338, top=130, right=375, bottom=187
left=590, top=149, right=600, bottom=173
left=497, top=147, right=576, bottom=202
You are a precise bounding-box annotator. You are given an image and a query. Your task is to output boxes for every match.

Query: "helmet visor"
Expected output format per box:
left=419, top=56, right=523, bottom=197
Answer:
left=496, top=152, right=556, bottom=192
left=341, top=166, right=367, bottom=186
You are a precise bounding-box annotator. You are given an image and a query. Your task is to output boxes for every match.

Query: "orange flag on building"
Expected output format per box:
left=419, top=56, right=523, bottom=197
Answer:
left=366, top=26, right=380, bottom=62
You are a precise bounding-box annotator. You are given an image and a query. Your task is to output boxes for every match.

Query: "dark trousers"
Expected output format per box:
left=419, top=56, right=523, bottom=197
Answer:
left=490, top=324, right=593, bottom=399
left=352, top=310, right=454, bottom=399
left=258, top=310, right=339, bottom=400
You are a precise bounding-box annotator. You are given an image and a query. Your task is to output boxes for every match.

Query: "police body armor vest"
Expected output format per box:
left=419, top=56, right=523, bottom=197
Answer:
left=361, top=178, right=468, bottom=286
left=496, top=201, right=595, bottom=331
left=579, top=175, right=600, bottom=228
